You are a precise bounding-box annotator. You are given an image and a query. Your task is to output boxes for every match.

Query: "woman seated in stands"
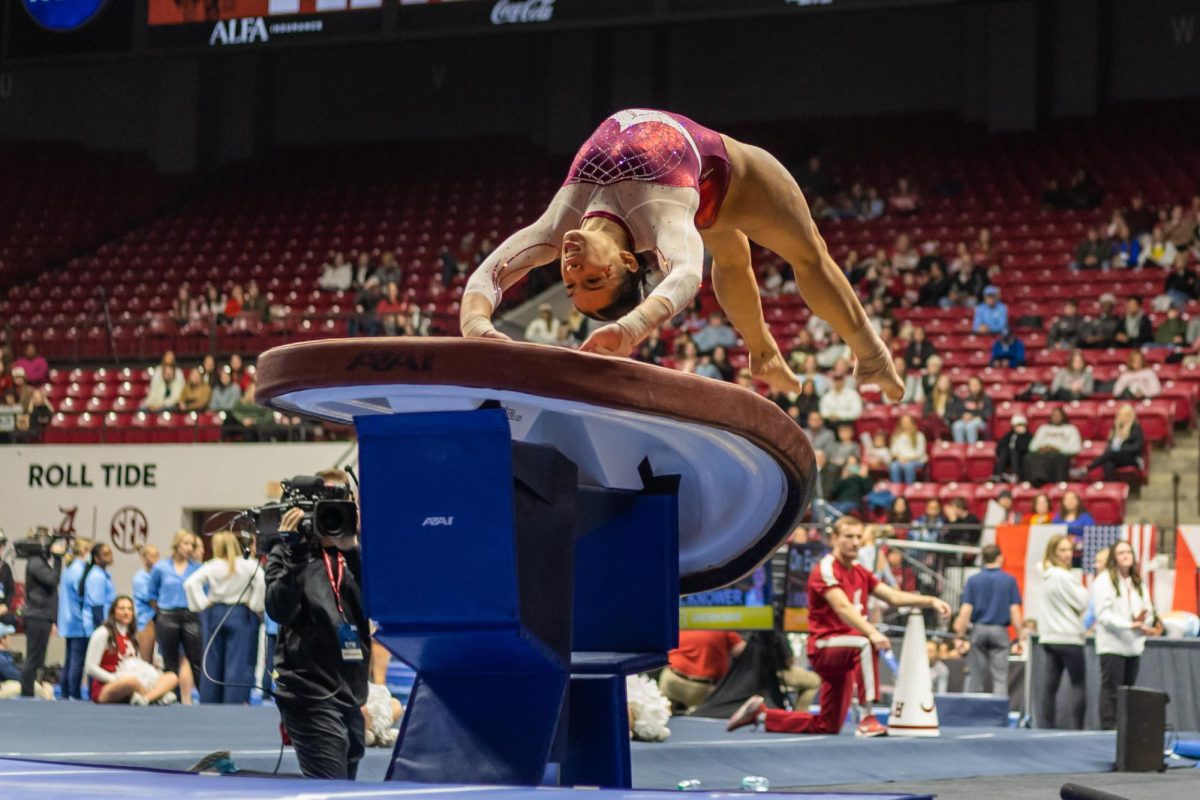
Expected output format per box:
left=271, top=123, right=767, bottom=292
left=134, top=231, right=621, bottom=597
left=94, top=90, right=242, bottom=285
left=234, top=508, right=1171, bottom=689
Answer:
left=1050, top=351, right=1094, bottom=401
left=949, top=376, right=993, bottom=444
left=910, top=498, right=944, bottom=543
left=1112, top=351, right=1161, bottom=399
left=460, top=109, right=902, bottom=400
left=887, top=496, right=912, bottom=526
left=1025, top=492, right=1054, bottom=526
left=1023, top=407, right=1082, bottom=486
left=903, top=326, right=935, bottom=371
left=85, top=596, right=178, bottom=705
left=1080, top=404, right=1145, bottom=481
left=924, top=374, right=954, bottom=441
left=1053, top=490, right=1096, bottom=545
left=887, top=414, right=927, bottom=484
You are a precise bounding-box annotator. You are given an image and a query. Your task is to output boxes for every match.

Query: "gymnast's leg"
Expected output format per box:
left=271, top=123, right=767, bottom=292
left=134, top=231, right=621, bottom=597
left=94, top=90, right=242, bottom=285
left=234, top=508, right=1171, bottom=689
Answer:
left=715, top=136, right=902, bottom=400
left=701, top=228, right=801, bottom=393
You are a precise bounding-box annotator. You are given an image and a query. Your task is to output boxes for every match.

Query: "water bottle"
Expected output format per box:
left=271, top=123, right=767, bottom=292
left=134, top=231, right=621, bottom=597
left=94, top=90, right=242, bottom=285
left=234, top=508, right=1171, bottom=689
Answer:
left=740, top=776, right=770, bottom=792
left=676, top=779, right=702, bottom=791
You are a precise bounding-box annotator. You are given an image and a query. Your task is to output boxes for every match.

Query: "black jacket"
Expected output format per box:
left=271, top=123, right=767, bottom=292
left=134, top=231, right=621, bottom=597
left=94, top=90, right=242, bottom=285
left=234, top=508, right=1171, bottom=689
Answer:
left=265, top=543, right=370, bottom=709
left=21, top=554, right=61, bottom=623
left=904, top=340, right=937, bottom=370
left=0, top=563, right=14, bottom=626
left=1109, top=422, right=1145, bottom=457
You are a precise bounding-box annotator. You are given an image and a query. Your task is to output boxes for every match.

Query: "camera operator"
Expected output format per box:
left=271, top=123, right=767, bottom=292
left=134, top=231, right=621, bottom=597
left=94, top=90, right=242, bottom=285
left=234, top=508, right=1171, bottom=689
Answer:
left=20, top=534, right=67, bottom=697
left=265, top=499, right=370, bottom=779
left=0, top=537, right=14, bottom=628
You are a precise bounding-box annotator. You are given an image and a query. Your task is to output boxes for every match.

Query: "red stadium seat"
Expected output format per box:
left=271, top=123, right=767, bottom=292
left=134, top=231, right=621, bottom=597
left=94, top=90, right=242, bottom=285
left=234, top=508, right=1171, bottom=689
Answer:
left=1083, top=482, right=1129, bottom=525
left=42, top=413, right=76, bottom=444
left=937, top=481, right=974, bottom=509
left=966, top=441, right=998, bottom=481
left=927, top=441, right=966, bottom=483
left=855, top=406, right=893, bottom=439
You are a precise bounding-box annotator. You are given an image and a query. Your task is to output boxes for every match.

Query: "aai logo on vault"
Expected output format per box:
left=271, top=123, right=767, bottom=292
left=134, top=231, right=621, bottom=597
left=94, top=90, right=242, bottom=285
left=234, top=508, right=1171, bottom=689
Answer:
left=21, top=0, right=110, bottom=32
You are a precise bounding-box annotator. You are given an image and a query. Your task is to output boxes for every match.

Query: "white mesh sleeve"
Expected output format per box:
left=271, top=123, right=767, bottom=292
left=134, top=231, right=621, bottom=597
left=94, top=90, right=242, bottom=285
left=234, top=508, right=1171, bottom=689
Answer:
left=620, top=186, right=704, bottom=318
left=463, top=187, right=586, bottom=309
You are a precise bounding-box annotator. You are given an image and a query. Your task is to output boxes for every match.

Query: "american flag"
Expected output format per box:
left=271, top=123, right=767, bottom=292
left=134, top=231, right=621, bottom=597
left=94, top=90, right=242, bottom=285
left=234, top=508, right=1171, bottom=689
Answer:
left=1082, top=525, right=1157, bottom=587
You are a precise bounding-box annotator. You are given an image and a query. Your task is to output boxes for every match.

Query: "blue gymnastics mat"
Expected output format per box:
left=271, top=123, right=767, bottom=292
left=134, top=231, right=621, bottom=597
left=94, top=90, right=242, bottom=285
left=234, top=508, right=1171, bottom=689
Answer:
left=0, top=757, right=931, bottom=800
left=0, top=701, right=1118, bottom=792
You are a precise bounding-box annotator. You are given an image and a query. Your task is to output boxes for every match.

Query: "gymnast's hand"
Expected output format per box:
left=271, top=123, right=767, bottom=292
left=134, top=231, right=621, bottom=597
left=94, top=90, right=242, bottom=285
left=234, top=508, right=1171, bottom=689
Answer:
left=580, top=323, right=632, bottom=356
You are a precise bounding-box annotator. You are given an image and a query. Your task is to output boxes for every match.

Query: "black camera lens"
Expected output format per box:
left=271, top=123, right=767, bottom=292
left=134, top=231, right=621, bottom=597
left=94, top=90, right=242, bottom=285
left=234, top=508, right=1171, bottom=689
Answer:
left=317, top=503, right=348, bottom=537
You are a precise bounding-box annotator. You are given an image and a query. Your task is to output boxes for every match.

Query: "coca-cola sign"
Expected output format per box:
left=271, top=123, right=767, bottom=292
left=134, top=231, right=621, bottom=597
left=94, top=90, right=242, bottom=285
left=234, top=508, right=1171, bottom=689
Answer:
left=490, top=0, right=555, bottom=25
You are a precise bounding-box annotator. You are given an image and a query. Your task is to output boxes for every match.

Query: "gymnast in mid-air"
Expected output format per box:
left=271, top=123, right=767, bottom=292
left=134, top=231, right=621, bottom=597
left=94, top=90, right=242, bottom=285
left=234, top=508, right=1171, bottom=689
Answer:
left=460, top=108, right=902, bottom=400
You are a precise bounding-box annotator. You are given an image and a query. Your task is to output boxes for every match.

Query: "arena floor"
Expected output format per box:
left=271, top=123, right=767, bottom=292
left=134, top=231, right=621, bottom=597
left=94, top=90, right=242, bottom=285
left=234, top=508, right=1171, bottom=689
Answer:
left=3, top=701, right=1196, bottom=797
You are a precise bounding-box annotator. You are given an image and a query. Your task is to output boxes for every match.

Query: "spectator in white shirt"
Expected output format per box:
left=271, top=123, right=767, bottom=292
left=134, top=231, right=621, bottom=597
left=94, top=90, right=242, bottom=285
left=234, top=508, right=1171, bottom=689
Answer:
left=815, top=332, right=851, bottom=370
left=141, top=364, right=185, bottom=411
left=319, top=252, right=353, bottom=292
left=1112, top=350, right=1162, bottom=399
left=1092, top=541, right=1160, bottom=729
left=184, top=531, right=265, bottom=705
left=1035, top=535, right=1089, bottom=729
left=524, top=304, right=562, bottom=345
left=819, top=372, right=864, bottom=422
left=1023, top=407, right=1081, bottom=486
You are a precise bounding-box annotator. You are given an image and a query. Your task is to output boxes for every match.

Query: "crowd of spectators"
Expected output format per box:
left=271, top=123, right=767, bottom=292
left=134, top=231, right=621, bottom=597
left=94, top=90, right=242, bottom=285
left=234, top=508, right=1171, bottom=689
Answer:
left=0, top=345, right=55, bottom=443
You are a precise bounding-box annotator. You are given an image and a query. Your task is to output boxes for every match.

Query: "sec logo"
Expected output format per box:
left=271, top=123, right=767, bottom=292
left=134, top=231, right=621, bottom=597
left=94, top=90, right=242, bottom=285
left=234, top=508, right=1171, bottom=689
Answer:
left=21, top=0, right=110, bottom=32
left=110, top=506, right=149, bottom=554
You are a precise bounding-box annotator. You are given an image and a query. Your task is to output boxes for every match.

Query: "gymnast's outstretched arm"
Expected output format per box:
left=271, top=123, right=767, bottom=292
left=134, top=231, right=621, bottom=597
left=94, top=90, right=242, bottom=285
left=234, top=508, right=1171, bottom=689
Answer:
left=460, top=189, right=584, bottom=339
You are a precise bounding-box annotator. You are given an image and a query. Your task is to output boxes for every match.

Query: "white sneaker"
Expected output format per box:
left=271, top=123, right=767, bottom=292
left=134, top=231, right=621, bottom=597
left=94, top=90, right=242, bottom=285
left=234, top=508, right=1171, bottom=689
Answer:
left=158, top=691, right=178, bottom=706
left=130, top=692, right=149, bottom=706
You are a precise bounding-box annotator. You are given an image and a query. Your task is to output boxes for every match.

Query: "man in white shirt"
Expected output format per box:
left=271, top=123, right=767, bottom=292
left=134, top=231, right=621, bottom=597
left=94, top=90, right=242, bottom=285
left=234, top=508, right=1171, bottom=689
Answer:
left=819, top=372, right=864, bottom=422
left=318, top=253, right=353, bottom=292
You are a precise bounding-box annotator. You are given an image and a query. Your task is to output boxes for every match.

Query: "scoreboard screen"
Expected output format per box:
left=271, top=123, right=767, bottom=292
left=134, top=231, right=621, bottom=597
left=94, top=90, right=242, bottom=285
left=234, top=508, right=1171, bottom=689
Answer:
left=146, top=0, right=383, bottom=47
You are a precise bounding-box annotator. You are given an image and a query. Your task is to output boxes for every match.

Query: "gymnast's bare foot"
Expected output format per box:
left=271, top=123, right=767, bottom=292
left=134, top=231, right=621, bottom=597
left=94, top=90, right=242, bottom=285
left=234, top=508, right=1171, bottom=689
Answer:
left=750, top=350, right=802, bottom=394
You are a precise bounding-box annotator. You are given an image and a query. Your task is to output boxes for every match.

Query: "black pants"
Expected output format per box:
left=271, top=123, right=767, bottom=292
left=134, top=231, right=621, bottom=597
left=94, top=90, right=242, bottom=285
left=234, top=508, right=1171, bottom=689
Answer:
left=994, top=447, right=1024, bottom=478
left=1088, top=451, right=1139, bottom=481
left=156, top=608, right=203, bottom=677
left=1099, top=653, right=1141, bottom=730
left=1036, top=642, right=1086, bottom=729
left=1024, top=452, right=1071, bottom=486
left=20, top=619, right=53, bottom=697
left=277, top=699, right=365, bottom=780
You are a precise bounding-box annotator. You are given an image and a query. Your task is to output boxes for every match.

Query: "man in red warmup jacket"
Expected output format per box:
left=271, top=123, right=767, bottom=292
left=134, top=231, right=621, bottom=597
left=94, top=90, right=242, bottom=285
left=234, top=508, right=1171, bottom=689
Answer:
left=727, top=516, right=950, bottom=737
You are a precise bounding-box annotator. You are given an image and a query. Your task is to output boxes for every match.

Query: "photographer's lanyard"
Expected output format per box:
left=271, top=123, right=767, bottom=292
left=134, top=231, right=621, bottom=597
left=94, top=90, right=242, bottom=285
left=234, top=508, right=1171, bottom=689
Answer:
left=322, top=551, right=363, bottom=663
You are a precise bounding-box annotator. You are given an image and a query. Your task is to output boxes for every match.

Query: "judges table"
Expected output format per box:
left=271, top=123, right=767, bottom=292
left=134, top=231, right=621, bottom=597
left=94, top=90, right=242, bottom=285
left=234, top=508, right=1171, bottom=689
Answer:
left=1029, top=637, right=1200, bottom=731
